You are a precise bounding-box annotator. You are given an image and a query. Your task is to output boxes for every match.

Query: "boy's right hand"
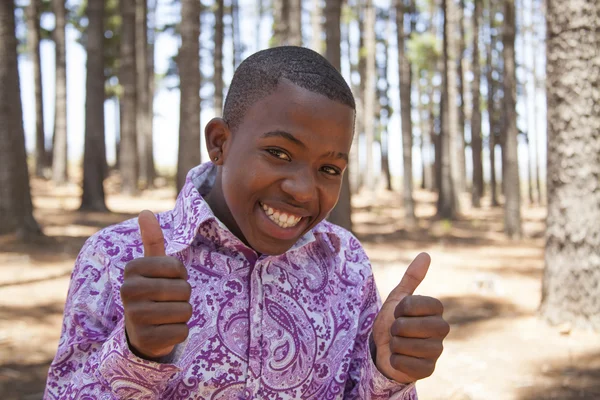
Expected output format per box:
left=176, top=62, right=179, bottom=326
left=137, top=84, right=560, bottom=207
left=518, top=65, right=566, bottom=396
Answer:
left=120, top=210, right=193, bottom=360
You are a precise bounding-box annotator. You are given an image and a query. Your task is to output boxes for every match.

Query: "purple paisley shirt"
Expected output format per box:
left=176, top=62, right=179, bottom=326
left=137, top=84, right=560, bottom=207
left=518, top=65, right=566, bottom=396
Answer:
left=45, top=163, right=417, bottom=400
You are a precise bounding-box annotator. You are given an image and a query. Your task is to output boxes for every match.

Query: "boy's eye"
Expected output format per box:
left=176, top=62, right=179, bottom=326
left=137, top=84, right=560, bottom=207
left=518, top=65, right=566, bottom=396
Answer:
left=321, top=165, right=341, bottom=176
left=266, top=148, right=291, bottom=161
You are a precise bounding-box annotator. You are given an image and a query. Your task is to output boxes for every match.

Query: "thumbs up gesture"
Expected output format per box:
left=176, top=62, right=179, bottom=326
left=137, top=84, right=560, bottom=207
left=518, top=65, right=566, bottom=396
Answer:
left=120, top=210, right=193, bottom=360
left=371, top=253, right=450, bottom=383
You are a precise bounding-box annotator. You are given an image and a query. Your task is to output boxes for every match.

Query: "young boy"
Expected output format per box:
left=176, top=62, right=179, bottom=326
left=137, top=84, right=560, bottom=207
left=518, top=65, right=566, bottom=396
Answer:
left=45, top=46, right=449, bottom=399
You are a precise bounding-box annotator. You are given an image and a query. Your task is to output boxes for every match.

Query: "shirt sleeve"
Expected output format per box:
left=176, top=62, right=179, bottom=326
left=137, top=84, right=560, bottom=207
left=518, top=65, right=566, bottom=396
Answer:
left=343, top=270, right=418, bottom=400
left=44, top=235, right=181, bottom=400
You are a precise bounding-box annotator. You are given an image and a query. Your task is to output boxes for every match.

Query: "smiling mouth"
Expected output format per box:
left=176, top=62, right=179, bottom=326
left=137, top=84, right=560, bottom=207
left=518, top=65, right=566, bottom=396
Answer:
left=259, top=202, right=303, bottom=229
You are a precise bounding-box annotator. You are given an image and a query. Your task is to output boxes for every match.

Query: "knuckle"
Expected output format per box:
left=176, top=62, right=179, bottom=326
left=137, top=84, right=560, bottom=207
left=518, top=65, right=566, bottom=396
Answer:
left=182, top=281, right=192, bottom=300
left=183, top=302, right=194, bottom=321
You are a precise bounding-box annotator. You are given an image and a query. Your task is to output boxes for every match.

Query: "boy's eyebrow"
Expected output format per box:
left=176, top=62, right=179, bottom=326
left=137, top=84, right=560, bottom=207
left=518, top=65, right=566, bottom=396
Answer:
left=261, top=130, right=348, bottom=162
left=261, top=130, right=306, bottom=148
left=324, top=151, right=349, bottom=162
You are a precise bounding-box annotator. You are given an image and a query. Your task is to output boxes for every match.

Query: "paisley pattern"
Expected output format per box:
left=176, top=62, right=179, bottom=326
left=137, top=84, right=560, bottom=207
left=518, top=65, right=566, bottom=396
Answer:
left=44, top=163, right=417, bottom=400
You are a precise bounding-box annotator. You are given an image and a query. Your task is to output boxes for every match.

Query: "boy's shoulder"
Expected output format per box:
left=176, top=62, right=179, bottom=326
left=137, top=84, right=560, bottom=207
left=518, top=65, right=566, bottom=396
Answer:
left=311, top=219, right=370, bottom=263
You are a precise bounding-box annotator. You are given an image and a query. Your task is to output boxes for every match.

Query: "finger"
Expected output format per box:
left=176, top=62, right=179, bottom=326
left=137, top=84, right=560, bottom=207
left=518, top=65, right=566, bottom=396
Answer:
left=120, top=276, right=192, bottom=302
left=389, top=336, right=444, bottom=360
left=389, top=354, right=436, bottom=380
left=126, top=301, right=193, bottom=325
left=138, top=323, right=189, bottom=352
left=124, top=257, right=188, bottom=280
left=385, top=253, right=431, bottom=304
left=390, top=315, right=450, bottom=339
left=394, top=295, right=444, bottom=319
left=139, top=210, right=166, bottom=257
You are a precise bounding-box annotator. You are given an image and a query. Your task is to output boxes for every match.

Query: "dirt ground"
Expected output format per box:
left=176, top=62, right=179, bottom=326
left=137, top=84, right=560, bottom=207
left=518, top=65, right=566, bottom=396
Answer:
left=1, top=176, right=599, bottom=400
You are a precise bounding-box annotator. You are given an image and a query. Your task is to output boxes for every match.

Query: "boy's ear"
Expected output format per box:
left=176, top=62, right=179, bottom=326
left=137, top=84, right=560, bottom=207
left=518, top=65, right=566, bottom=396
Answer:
left=204, top=117, right=231, bottom=165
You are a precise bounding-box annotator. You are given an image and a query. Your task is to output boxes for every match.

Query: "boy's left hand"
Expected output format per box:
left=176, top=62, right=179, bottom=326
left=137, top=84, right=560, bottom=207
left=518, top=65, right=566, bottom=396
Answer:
left=372, top=252, right=450, bottom=384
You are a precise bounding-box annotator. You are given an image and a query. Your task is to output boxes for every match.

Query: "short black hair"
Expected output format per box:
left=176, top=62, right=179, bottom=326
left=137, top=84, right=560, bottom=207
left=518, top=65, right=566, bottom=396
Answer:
left=222, top=46, right=355, bottom=132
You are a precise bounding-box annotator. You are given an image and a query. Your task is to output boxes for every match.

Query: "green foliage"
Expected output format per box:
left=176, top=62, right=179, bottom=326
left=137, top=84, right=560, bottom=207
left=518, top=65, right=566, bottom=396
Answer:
left=407, top=31, right=440, bottom=75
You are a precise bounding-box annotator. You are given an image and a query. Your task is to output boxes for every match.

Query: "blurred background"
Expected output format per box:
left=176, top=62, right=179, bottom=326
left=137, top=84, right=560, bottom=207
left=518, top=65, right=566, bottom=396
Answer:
left=0, top=0, right=598, bottom=399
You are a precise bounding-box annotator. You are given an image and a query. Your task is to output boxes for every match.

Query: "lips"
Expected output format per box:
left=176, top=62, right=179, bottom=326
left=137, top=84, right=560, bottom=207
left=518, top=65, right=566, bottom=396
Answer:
left=259, top=202, right=303, bottom=229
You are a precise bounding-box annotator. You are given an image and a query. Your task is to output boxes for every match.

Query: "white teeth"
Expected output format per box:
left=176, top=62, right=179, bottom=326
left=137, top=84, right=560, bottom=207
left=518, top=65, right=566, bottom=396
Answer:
left=260, top=202, right=302, bottom=229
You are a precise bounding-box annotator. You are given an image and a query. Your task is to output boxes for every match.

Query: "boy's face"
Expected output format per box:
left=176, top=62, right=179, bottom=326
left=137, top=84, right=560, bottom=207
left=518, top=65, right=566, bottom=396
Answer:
left=213, top=80, right=354, bottom=255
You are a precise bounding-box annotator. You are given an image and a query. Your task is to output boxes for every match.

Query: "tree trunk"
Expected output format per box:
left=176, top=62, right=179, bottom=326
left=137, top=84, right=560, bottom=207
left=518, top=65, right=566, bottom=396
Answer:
left=136, top=0, right=152, bottom=189
left=437, top=0, right=460, bottom=219
left=397, top=0, right=416, bottom=224
left=364, top=0, right=376, bottom=191
left=52, top=0, right=68, bottom=184
left=289, top=0, right=302, bottom=46
left=417, top=75, right=432, bottom=191
left=215, top=0, right=224, bottom=114
left=325, top=0, right=351, bottom=232
left=147, top=0, right=157, bottom=183
left=177, top=0, right=201, bottom=193
left=431, top=72, right=441, bottom=193
left=532, top=33, right=542, bottom=205
left=502, top=0, right=521, bottom=238
left=378, top=15, right=392, bottom=192
left=27, top=0, right=47, bottom=177
left=345, top=7, right=361, bottom=196
left=456, top=0, right=467, bottom=192
left=486, top=0, right=499, bottom=207
left=80, top=0, right=108, bottom=211
left=310, top=0, right=323, bottom=53
left=231, top=0, right=242, bottom=69
left=541, top=0, right=600, bottom=330
left=0, top=0, right=41, bottom=238
left=272, top=0, right=288, bottom=46
left=119, top=0, right=138, bottom=195
left=471, top=0, right=483, bottom=207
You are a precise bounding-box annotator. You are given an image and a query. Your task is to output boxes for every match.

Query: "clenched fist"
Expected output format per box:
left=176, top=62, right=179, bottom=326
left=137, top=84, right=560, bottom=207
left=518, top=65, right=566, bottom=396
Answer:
left=120, top=210, right=193, bottom=360
left=372, top=253, right=450, bottom=383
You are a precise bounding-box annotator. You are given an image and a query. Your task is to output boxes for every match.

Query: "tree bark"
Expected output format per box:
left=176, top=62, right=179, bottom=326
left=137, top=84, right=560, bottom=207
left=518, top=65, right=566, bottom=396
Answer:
left=52, top=0, right=68, bottom=184
left=288, top=0, right=302, bottom=46
left=310, top=0, right=323, bottom=53
left=0, top=0, right=41, bottom=237
left=325, top=0, right=352, bottom=232
left=541, top=0, right=600, bottom=330
left=397, top=0, right=416, bottom=224
left=119, top=0, right=139, bottom=195
left=471, top=0, right=484, bottom=207
left=27, top=0, right=47, bottom=177
left=80, top=0, right=108, bottom=211
left=177, top=0, right=201, bottom=193
left=215, top=0, right=224, bottom=113
left=147, top=0, right=157, bottom=184
left=364, top=0, right=376, bottom=191
left=437, top=0, right=461, bottom=219
left=502, top=0, right=521, bottom=238
left=273, top=0, right=301, bottom=46
left=231, top=0, right=242, bottom=69
left=486, top=0, right=499, bottom=207
left=136, top=0, right=152, bottom=188
left=456, top=0, right=467, bottom=192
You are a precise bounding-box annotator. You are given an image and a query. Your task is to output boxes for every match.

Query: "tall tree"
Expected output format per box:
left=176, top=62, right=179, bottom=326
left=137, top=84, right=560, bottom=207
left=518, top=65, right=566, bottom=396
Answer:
left=456, top=0, right=467, bottom=192
left=437, top=0, right=461, bottom=219
left=310, top=0, right=323, bottom=53
left=397, top=0, right=416, bottom=224
left=502, top=0, right=521, bottom=238
left=177, top=0, right=201, bottom=193
left=52, top=0, right=68, bottom=184
left=378, top=14, right=393, bottom=192
left=119, top=0, right=138, bottom=195
left=273, top=0, right=302, bottom=46
left=27, top=0, right=47, bottom=177
left=541, top=0, right=600, bottom=330
left=470, top=0, right=483, bottom=207
left=231, top=0, right=242, bottom=69
left=325, top=0, right=352, bottom=232
left=136, top=0, right=153, bottom=188
left=80, top=0, right=108, bottom=211
left=531, top=3, right=542, bottom=204
left=214, top=0, right=224, bottom=113
left=363, top=0, right=376, bottom=191
left=0, top=0, right=41, bottom=237
left=147, top=0, right=157, bottom=184
left=485, top=0, right=499, bottom=207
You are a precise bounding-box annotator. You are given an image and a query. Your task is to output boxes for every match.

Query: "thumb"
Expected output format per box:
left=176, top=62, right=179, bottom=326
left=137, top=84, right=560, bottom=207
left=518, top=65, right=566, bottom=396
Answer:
left=385, top=252, right=431, bottom=304
left=138, top=210, right=166, bottom=257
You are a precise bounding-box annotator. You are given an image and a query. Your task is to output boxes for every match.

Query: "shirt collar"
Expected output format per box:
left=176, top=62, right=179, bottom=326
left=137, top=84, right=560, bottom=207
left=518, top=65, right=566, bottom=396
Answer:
left=164, top=162, right=325, bottom=257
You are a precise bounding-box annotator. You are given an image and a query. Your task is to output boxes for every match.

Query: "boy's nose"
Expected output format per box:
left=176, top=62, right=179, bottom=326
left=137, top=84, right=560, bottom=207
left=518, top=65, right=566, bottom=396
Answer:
left=281, top=171, right=317, bottom=204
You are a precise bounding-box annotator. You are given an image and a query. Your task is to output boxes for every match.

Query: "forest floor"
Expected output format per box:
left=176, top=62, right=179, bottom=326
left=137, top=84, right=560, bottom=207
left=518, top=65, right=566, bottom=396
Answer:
left=1, top=174, right=599, bottom=400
